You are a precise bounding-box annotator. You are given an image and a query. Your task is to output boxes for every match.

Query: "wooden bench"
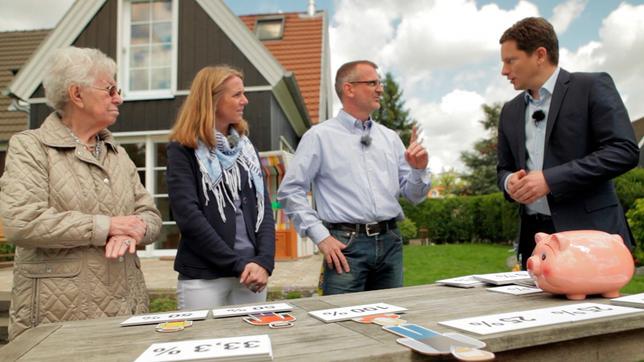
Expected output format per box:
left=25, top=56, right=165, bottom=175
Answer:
left=2, top=285, right=643, bottom=361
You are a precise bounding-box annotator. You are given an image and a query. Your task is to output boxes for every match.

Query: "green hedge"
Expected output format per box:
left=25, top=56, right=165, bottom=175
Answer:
left=626, top=198, right=644, bottom=265
left=401, top=168, right=642, bottom=245
left=616, top=168, right=644, bottom=214
left=401, top=193, right=519, bottom=244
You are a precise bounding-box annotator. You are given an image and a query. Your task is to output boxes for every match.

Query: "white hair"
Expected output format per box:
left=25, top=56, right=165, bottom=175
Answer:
left=42, top=46, right=116, bottom=113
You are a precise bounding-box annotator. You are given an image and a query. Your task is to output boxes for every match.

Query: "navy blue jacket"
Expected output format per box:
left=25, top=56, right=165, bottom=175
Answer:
left=166, top=141, right=275, bottom=279
left=497, top=70, right=639, bottom=248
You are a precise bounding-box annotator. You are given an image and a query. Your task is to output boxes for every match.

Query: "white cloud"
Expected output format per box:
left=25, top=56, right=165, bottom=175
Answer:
left=0, top=0, right=74, bottom=31
left=410, top=89, right=486, bottom=173
left=549, top=0, right=587, bottom=34
left=379, top=0, right=538, bottom=75
left=561, top=2, right=644, bottom=119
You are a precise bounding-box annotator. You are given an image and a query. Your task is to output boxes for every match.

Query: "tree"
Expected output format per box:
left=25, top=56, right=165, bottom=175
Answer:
left=434, top=168, right=466, bottom=196
left=372, top=72, right=417, bottom=146
left=460, top=103, right=502, bottom=195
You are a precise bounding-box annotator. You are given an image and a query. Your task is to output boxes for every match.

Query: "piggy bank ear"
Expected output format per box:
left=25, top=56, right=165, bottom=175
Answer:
left=550, top=234, right=569, bottom=250
left=534, top=232, right=550, bottom=244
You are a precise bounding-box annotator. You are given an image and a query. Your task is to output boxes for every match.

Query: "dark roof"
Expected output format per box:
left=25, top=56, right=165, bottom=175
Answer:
left=0, top=29, right=50, bottom=142
left=240, top=12, right=325, bottom=124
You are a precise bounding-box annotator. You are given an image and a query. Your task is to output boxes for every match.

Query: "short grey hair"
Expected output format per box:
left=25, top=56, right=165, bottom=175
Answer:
left=334, top=60, right=378, bottom=100
left=42, top=47, right=116, bottom=113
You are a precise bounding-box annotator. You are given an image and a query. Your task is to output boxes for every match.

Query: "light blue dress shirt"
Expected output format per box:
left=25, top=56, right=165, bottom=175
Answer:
left=277, top=109, right=431, bottom=244
left=504, top=67, right=560, bottom=215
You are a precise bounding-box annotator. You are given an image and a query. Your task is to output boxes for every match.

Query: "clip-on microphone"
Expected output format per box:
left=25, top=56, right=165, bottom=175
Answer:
left=360, top=134, right=372, bottom=146
left=532, top=110, right=545, bottom=123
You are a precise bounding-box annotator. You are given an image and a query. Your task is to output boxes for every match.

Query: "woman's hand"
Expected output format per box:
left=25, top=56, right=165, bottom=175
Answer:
left=105, top=235, right=137, bottom=259
left=109, top=215, right=147, bottom=242
left=240, top=262, right=269, bottom=293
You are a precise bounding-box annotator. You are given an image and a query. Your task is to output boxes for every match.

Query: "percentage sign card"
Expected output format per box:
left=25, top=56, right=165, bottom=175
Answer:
left=211, top=302, right=294, bottom=318
left=440, top=302, right=642, bottom=335
left=611, top=292, right=644, bottom=308
left=545, top=302, right=642, bottom=323
left=135, top=335, right=272, bottom=362
left=309, top=303, right=407, bottom=323
left=121, top=310, right=210, bottom=326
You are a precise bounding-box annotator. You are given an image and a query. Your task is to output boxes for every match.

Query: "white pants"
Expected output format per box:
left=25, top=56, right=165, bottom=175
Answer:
left=177, top=277, right=267, bottom=310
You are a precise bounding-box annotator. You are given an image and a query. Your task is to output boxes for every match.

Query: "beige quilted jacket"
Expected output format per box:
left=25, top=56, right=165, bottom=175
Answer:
left=0, top=113, right=162, bottom=340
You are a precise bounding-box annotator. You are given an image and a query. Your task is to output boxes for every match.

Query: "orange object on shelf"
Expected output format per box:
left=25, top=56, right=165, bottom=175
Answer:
left=275, top=227, right=298, bottom=260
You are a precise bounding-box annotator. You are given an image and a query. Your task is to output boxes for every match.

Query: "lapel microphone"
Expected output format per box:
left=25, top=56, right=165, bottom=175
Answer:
left=532, top=110, right=546, bottom=123
left=360, top=134, right=372, bottom=146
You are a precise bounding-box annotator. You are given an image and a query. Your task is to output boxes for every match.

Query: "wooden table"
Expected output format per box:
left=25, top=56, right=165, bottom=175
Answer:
left=2, top=284, right=643, bottom=361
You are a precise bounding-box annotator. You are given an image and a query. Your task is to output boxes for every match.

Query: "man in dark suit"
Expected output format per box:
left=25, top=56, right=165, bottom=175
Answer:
left=496, top=17, right=639, bottom=270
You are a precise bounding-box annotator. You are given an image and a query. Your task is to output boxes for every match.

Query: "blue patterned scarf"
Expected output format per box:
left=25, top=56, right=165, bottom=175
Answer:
left=194, top=128, right=265, bottom=231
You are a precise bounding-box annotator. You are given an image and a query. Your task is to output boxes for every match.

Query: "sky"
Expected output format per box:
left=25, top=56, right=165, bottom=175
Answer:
left=1, top=0, right=643, bottom=173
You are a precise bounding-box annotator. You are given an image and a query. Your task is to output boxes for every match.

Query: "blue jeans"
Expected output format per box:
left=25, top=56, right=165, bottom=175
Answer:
left=321, top=227, right=403, bottom=295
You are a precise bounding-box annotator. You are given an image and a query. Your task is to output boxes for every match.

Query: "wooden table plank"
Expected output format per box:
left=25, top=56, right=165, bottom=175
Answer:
left=3, top=284, right=643, bottom=361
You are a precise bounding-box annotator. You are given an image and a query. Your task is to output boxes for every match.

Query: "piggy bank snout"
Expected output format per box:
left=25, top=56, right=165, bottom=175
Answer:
left=527, top=256, right=540, bottom=274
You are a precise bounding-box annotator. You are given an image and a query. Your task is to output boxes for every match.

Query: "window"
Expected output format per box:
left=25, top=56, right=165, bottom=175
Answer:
left=122, top=0, right=176, bottom=98
left=119, top=135, right=179, bottom=255
left=255, top=17, right=284, bottom=40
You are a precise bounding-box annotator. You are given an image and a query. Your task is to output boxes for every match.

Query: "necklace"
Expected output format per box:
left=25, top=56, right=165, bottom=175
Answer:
left=68, top=129, right=101, bottom=159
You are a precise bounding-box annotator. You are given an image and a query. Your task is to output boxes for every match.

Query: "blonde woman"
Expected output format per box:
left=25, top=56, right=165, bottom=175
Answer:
left=167, top=66, right=275, bottom=309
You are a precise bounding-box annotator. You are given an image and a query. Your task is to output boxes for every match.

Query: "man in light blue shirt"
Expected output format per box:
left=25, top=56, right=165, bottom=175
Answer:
left=277, top=60, right=431, bottom=295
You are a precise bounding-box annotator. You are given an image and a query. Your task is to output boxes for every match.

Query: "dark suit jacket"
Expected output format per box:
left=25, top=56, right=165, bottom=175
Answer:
left=167, top=141, right=275, bottom=279
left=497, top=69, right=639, bottom=248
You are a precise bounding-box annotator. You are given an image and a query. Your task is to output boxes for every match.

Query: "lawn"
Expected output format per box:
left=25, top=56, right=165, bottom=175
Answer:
left=403, top=243, right=644, bottom=294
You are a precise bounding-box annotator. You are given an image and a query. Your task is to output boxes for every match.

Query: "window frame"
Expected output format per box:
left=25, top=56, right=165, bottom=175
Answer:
left=114, top=131, right=177, bottom=257
left=117, top=0, right=179, bottom=101
left=254, top=16, right=285, bottom=41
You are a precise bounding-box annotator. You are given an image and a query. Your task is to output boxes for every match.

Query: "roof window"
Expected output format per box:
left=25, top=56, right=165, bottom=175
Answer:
left=255, top=17, right=284, bottom=40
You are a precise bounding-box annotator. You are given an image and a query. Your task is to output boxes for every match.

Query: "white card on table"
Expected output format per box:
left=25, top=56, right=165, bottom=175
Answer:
left=211, top=303, right=293, bottom=318
left=611, top=293, right=644, bottom=308
left=439, top=302, right=642, bottom=335
left=134, top=334, right=272, bottom=362
left=309, top=303, right=407, bottom=323
left=473, top=271, right=533, bottom=285
left=486, top=285, right=543, bottom=295
left=121, top=310, right=209, bottom=326
left=436, top=275, right=484, bottom=288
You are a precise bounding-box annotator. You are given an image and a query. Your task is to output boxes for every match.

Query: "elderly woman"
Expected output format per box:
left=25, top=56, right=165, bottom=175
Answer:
left=0, top=47, right=161, bottom=340
left=167, top=65, right=275, bottom=309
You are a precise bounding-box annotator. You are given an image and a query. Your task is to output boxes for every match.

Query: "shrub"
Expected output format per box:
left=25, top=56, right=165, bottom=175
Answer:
left=626, top=198, right=644, bottom=266
left=398, top=218, right=417, bottom=244
left=402, top=193, right=518, bottom=244
left=149, top=296, right=177, bottom=312
left=0, top=243, right=15, bottom=261
left=616, top=168, right=644, bottom=214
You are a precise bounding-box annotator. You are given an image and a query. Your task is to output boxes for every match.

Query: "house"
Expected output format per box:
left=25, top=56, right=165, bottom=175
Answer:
left=4, top=0, right=331, bottom=257
left=0, top=29, right=50, bottom=177
left=632, top=116, right=644, bottom=167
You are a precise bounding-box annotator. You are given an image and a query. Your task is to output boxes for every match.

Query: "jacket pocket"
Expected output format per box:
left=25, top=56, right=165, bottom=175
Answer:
left=584, top=194, right=618, bottom=213
left=20, top=259, right=82, bottom=278
left=18, top=259, right=82, bottom=327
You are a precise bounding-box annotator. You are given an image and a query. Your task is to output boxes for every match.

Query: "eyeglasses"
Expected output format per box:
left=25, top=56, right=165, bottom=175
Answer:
left=91, top=84, right=122, bottom=97
left=348, top=79, right=382, bottom=87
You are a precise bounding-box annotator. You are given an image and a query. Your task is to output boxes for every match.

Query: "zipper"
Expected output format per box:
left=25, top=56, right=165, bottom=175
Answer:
left=31, top=278, right=39, bottom=327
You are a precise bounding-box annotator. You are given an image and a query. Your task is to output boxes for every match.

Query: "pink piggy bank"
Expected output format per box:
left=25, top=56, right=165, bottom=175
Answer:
left=527, top=230, right=634, bottom=300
